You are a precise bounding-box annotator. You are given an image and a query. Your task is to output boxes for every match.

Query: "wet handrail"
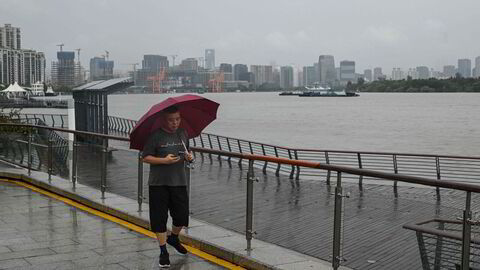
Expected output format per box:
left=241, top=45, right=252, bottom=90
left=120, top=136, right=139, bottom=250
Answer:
left=191, top=147, right=480, bottom=193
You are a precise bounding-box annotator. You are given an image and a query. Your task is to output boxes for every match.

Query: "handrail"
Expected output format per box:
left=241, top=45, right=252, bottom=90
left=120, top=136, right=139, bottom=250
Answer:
left=191, top=147, right=480, bottom=193
left=2, top=123, right=479, bottom=193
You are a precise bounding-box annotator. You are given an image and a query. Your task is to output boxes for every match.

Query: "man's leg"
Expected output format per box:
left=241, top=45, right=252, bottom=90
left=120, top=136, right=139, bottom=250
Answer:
left=167, top=186, right=189, bottom=254
left=149, top=186, right=170, bottom=267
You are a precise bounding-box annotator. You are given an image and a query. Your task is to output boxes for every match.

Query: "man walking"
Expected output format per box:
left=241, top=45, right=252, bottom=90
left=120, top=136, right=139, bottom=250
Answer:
left=142, top=106, right=193, bottom=268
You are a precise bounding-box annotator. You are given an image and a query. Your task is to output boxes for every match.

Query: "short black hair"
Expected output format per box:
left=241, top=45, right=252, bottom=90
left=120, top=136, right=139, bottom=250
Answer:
left=163, top=106, right=179, bottom=114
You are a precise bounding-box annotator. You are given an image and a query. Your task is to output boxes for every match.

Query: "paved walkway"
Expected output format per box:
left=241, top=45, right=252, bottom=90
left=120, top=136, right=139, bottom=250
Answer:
left=0, top=180, right=226, bottom=270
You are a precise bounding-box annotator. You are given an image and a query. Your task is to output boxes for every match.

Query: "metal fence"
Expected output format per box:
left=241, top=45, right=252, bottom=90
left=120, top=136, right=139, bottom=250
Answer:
left=1, top=122, right=480, bottom=270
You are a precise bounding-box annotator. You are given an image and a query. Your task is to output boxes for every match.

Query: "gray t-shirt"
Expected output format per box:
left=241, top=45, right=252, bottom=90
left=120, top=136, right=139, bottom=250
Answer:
left=142, top=128, right=189, bottom=186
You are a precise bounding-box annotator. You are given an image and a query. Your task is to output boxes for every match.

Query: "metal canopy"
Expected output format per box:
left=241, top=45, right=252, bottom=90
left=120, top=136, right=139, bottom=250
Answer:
left=72, top=77, right=133, bottom=137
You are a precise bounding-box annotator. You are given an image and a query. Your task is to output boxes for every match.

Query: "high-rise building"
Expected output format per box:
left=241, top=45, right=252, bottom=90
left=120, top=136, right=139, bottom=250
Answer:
left=303, top=66, right=316, bottom=86
left=250, top=65, right=273, bottom=86
left=205, top=49, right=215, bottom=70
left=90, top=57, right=114, bottom=81
left=391, top=68, right=404, bottom=80
left=373, top=67, right=383, bottom=81
left=407, top=68, right=419, bottom=79
left=280, top=66, right=294, bottom=89
left=458, top=59, right=471, bottom=78
left=233, top=64, right=248, bottom=81
left=0, top=24, right=21, bottom=50
left=51, top=51, right=76, bottom=88
left=416, top=66, right=430, bottom=79
left=135, top=55, right=169, bottom=88
left=364, top=69, right=372, bottom=82
left=219, top=63, right=232, bottom=73
left=0, top=24, right=45, bottom=87
left=297, top=70, right=304, bottom=87
left=318, top=55, right=336, bottom=85
left=339, top=60, right=355, bottom=84
left=443, top=65, right=456, bottom=78
left=475, top=56, right=480, bottom=78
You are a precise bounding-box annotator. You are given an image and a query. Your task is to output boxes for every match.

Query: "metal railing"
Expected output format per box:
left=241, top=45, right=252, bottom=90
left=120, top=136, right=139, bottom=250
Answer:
left=193, top=133, right=480, bottom=194
left=1, top=122, right=480, bottom=269
left=2, top=113, right=68, bottom=128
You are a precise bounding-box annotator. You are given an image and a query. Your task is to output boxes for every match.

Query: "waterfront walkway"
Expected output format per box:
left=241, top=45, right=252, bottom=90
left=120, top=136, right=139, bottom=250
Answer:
left=0, top=179, right=226, bottom=270
left=70, top=149, right=479, bottom=270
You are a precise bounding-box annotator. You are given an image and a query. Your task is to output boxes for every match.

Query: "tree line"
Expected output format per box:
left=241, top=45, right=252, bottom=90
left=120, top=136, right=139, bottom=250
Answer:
left=355, top=77, right=480, bottom=93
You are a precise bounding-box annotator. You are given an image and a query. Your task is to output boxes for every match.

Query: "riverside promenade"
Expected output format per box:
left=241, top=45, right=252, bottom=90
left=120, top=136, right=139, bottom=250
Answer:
left=0, top=161, right=340, bottom=270
left=0, top=177, right=225, bottom=269
left=69, top=147, right=480, bottom=270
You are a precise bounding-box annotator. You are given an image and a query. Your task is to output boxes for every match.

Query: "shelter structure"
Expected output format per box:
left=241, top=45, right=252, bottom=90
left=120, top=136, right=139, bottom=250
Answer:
left=1, top=82, right=29, bottom=99
left=72, top=77, right=133, bottom=135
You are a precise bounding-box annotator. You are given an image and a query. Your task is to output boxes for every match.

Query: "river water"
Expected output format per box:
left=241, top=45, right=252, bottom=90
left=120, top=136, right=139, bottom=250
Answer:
left=23, top=92, right=480, bottom=156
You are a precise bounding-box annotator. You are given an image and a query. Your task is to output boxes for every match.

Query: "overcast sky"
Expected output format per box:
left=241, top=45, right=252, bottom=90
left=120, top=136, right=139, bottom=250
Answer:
left=2, top=0, right=480, bottom=73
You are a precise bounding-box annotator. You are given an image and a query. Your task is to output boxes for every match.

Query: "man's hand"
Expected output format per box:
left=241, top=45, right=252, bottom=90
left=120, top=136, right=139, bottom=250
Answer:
left=185, top=151, right=194, bottom=162
left=164, top=154, right=181, bottom=164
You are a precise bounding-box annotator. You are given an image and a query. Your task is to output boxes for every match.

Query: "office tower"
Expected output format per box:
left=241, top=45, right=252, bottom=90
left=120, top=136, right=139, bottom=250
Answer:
left=339, top=60, right=355, bottom=84
left=205, top=49, right=215, bottom=70
left=443, top=65, right=456, bottom=78
left=303, top=66, right=316, bottom=86
left=280, top=66, right=294, bottom=89
left=458, top=59, right=471, bottom=78
left=318, top=55, right=336, bottom=84
left=135, top=55, right=169, bottom=88
left=250, top=65, right=273, bottom=86
left=416, top=66, right=430, bottom=79
left=90, top=57, right=114, bottom=81
left=219, top=64, right=233, bottom=81
left=0, top=24, right=45, bottom=86
left=219, top=63, right=232, bottom=73
left=475, top=56, right=480, bottom=78
left=233, top=64, right=248, bottom=81
left=364, top=69, right=372, bottom=82
left=297, top=70, right=304, bottom=87
left=373, top=67, right=383, bottom=81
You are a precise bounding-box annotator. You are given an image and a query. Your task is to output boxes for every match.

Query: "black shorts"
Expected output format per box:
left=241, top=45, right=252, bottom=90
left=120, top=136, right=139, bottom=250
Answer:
left=149, top=186, right=189, bottom=233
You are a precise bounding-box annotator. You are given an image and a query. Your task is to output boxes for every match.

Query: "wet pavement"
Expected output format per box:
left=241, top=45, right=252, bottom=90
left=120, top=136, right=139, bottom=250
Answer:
left=0, top=180, right=226, bottom=270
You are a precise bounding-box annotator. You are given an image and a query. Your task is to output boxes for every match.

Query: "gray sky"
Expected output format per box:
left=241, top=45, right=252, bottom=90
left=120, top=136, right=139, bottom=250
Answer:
left=2, top=0, right=480, bottom=73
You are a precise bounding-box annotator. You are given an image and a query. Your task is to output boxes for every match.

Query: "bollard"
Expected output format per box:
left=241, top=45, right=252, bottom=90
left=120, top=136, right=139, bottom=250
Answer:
left=137, top=152, right=144, bottom=212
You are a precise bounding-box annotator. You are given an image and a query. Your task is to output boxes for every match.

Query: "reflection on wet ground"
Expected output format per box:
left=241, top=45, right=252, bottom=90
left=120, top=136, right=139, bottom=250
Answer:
left=0, top=180, right=226, bottom=270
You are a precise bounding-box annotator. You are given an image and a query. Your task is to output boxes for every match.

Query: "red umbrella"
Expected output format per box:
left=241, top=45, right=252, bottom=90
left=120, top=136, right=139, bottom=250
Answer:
left=129, top=94, right=219, bottom=150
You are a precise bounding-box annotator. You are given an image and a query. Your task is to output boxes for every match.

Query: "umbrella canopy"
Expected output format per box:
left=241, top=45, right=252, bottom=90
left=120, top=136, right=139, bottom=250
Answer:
left=129, top=94, right=219, bottom=150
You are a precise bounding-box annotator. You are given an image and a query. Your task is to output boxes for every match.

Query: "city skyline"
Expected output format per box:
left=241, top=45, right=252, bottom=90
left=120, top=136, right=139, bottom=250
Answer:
left=2, top=0, right=480, bottom=73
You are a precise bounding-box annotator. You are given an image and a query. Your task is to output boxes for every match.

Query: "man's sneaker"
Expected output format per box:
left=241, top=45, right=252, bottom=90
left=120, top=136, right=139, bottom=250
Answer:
left=167, top=235, right=188, bottom=255
left=159, top=252, right=170, bottom=268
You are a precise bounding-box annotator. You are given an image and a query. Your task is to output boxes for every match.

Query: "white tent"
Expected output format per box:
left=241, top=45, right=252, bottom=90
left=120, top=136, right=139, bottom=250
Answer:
left=1, top=82, right=29, bottom=99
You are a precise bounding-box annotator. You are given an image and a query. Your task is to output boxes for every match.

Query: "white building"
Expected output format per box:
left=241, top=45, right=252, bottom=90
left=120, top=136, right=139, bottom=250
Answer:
left=0, top=24, right=46, bottom=87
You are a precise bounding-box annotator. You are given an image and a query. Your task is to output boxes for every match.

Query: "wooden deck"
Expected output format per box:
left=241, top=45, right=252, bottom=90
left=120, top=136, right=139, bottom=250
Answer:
left=73, top=149, right=480, bottom=270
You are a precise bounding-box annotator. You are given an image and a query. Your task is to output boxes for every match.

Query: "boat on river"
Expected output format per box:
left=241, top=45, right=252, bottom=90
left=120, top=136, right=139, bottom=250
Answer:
left=299, top=84, right=359, bottom=97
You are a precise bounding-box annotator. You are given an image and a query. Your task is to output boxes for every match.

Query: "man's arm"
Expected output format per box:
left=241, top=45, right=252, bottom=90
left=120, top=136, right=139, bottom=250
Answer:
left=143, top=154, right=180, bottom=165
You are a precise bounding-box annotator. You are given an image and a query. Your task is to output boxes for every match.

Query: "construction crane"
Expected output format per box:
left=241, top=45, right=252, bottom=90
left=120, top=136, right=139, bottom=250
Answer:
left=56, top=43, right=64, bottom=52
left=168, top=55, right=178, bottom=67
